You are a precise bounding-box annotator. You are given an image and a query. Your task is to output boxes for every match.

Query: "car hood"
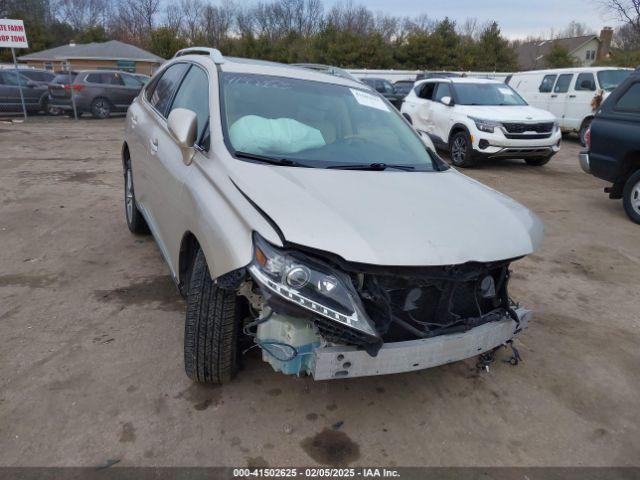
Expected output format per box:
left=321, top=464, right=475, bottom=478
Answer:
left=228, top=163, right=543, bottom=266
left=457, top=105, right=556, bottom=122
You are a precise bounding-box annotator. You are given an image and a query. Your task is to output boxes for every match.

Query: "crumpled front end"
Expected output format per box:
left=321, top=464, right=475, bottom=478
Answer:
left=240, top=233, right=531, bottom=379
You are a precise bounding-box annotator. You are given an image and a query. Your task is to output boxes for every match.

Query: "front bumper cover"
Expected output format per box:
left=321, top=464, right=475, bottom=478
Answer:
left=311, top=307, right=531, bottom=380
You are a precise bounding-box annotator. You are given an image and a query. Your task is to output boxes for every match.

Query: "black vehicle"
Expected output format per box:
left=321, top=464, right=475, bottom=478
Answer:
left=359, top=77, right=404, bottom=109
left=416, top=71, right=461, bottom=81
left=580, top=68, right=640, bottom=223
left=393, top=79, right=415, bottom=97
left=48, top=70, right=145, bottom=118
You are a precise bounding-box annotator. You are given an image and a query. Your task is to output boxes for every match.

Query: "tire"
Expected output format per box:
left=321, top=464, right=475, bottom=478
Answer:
left=184, top=248, right=242, bottom=384
left=525, top=156, right=551, bottom=166
left=579, top=118, right=592, bottom=147
left=449, top=131, right=477, bottom=168
left=124, top=159, right=149, bottom=234
left=91, top=98, right=111, bottom=119
left=622, top=170, right=640, bottom=225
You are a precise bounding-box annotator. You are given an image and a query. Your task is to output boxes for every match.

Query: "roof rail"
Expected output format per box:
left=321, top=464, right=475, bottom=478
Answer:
left=174, top=47, right=225, bottom=64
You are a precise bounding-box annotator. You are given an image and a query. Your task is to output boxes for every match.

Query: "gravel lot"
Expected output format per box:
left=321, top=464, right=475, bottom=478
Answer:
left=1, top=117, right=639, bottom=467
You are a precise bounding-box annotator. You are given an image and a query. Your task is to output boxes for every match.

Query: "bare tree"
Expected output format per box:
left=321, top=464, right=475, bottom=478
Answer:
left=55, top=0, right=110, bottom=30
left=326, top=0, right=374, bottom=34
left=614, top=21, right=640, bottom=48
left=179, top=0, right=204, bottom=41
left=202, top=0, right=235, bottom=46
left=110, top=0, right=159, bottom=45
left=600, top=0, right=640, bottom=35
left=557, top=20, right=594, bottom=38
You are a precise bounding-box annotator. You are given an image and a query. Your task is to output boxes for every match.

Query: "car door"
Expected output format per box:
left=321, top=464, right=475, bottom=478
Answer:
left=548, top=73, right=573, bottom=126
left=149, top=63, right=210, bottom=270
left=430, top=82, right=454, bottom=143
left=535, top=74, right=557, bottom=112
left=404, top=82, right=437, bottom=137
left=133, top=62, right=190, bottom=261
left=0, top=71, right=39, bottom=110
left=565, top=72, right=596, bottom=130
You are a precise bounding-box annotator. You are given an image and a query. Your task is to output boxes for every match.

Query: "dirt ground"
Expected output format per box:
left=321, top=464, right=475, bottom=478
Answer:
left=0, top=116, right=639, bottom=468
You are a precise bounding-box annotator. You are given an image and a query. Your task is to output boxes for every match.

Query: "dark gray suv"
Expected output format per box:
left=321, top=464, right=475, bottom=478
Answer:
left=0, top=70, right=50, bottom=115
left=48, top=70, right=145, bottom=118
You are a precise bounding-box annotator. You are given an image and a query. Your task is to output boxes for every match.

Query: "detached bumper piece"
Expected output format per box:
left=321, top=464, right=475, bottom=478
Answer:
left=311, top=307, right=531, bottom=380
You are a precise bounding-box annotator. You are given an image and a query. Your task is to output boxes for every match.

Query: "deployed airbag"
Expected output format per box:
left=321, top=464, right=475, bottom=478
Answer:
left=229, top=115, right=326, bottom=154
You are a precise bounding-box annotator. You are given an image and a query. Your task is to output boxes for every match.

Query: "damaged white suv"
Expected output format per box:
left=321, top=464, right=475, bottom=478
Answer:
left=122, top=48, right=543, bottom=384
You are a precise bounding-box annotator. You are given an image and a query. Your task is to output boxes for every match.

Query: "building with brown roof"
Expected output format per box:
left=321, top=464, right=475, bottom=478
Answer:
left=515, top=28, right=614, bottom=70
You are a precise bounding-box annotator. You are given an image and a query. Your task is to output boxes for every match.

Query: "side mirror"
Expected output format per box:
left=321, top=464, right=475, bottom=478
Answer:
left=440, top=96, right=453, bottom=106
left=167, top=108, right=197, bottom=165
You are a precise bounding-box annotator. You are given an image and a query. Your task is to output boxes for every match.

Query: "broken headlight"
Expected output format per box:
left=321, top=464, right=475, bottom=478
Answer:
left=248, top=233, right=379, bottom=338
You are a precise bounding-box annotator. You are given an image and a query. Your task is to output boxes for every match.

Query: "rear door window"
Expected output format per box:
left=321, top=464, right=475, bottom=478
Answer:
left=554, top=74, right=573, bottom=93
left=539, top=74, right=557, bottom=93
left=168, top=65, right=210, bottom=147
left=416, top=82, right=436, bottom=100
left=614, top=82, right=640, bottom=112
left=575, top=73, right=596, bottom=91
left=147, top=63, right=190, bottom=117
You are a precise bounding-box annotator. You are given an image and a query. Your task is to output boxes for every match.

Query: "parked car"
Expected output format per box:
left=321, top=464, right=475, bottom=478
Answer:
left=507, top=67, right=633, bottom=146
left=48, top=70, right=145, bottom=118
left=359, top=77, right=404, bottom=108
left=393, top=79, right=415, bottom=97
left=579, top=68, right=640, bottom=224
left=416, top=71, right=461, bottom=81
left=122, top=47, right=541, bottom=384
left=291, top=63, right=359, bottom=83
left=18, top=68, right=56, bottom=85
left=0, top=69, right=50, bottom=114
left=401, top=78, right=561, bottom=167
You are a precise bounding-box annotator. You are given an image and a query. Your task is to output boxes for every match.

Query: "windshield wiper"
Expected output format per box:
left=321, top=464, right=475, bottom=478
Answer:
left=326, top=162, right=415, bottom=171
left=234, top=151, right=309, bottom=167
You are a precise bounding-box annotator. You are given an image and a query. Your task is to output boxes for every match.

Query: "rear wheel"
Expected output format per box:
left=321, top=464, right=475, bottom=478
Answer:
left=184, top=249, right=242, bottom=384
left=525, top=156, right=551, bottom=166
left=449, top=131, right=477, bottom=168
left=91, top=98, right=111, bottom=119
left=622, top=170, right=640, bottom=224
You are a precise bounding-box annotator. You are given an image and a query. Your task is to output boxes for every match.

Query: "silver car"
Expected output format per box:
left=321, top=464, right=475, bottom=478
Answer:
left=123, top=47, right=543, bottom=384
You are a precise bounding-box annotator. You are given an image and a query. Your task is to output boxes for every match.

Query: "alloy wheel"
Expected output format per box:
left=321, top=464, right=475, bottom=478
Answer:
left=631, top=180, right=640, bottom=216
left=452, top=136, right=466, bottom=164
left=125, top=168, right=134, bottom=223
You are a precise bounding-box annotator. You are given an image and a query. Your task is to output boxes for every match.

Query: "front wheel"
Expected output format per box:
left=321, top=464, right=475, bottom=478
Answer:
left=525, top=156, right=551, bottom=166
left=184, top=249, right=243, bottom=384
left=622, top=170, right=640, bottom=224
left=449, top=131, right=477, bottom=168
left=124, top=161, right=149, bottom=234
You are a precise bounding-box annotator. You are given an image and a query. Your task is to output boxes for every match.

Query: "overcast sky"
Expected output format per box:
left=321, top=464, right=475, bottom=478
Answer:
left=324, top=0, right=613, bottom=39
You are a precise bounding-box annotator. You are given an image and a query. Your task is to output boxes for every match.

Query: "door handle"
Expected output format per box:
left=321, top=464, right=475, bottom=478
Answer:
left=149, top=138, right=158, bottom=154
left=550, top=94, right=558, bottom=98
left=569, top=95, right=576, bottom=98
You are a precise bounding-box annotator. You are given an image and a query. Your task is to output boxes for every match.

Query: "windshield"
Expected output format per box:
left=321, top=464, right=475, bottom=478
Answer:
left=454, top=83, right=527, bottom=106
left=597, top=70, right=632, bottom=91
left=220, top=73, right=438, bottom=171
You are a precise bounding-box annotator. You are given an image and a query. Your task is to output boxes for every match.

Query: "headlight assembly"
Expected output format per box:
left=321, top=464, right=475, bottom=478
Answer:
left=469, top=116, right=502, bottom=133
left=248, top=233, right=379, bottom=339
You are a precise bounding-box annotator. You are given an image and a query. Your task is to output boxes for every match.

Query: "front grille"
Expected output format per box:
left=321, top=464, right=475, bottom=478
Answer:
left=502, top=122, right=554, bottom=134
left=359, top=262, right=511, bottom=342
left=504, top=133, right=552, bottom=140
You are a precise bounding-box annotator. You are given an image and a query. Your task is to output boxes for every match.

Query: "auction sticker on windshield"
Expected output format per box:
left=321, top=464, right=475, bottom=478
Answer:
left=350, top=88, right=389, bottom=112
